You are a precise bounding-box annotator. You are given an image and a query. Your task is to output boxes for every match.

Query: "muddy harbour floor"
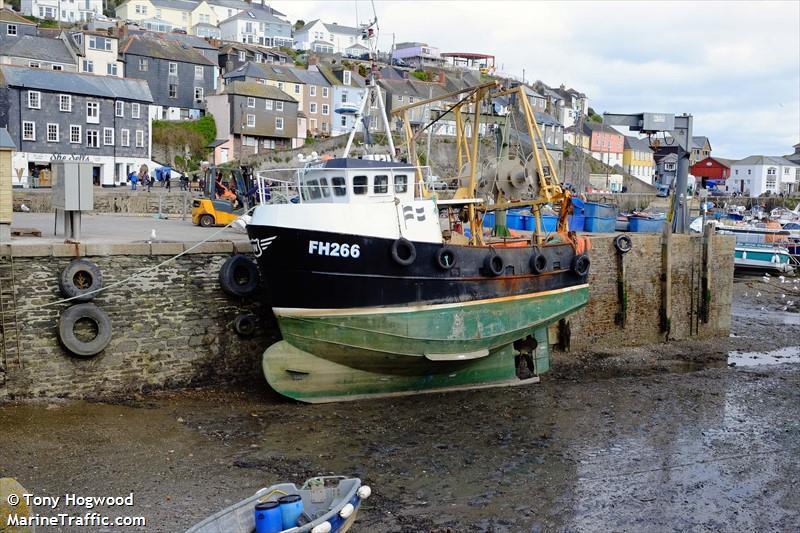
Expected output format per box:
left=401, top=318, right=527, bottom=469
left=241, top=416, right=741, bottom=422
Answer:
left=1, top=275, right=799, bottom=532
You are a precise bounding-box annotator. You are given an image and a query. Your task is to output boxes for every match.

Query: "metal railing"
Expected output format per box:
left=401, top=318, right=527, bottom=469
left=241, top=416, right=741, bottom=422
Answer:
left=254, top=164, right=434, bottom=205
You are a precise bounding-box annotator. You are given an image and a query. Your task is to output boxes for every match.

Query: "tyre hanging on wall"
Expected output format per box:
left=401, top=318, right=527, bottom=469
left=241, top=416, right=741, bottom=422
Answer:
left=58, top=303, right=112, bottom=358
left=614, top=234, right=633, bottom=254
left=219, top=255, right=260, bottom=298
left=484, top=253, right=504, bottom=277
left=59, top=259, right=103, bottom=303
left=233, top=314, right=258, bottom=337
left=435, top=247, right=457, bottom=270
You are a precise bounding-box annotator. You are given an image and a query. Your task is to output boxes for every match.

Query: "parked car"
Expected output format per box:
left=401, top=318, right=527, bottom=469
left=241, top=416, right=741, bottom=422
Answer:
left=391, top=58, right=410, bottom=68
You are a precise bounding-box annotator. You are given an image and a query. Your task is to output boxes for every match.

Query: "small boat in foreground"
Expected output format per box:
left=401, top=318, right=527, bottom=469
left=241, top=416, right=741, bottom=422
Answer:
left=186, top=477, right=369, bottom=533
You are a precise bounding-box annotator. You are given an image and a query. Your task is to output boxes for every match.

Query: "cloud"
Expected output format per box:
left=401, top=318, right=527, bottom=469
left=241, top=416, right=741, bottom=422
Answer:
left=271, top=0, right=800, bottom=158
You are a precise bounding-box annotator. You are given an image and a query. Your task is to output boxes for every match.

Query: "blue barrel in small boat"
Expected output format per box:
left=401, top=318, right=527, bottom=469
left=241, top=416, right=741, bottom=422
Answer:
left=255, top=501, right=282, bottom=533
left=278, top=494, right=304, bottom=529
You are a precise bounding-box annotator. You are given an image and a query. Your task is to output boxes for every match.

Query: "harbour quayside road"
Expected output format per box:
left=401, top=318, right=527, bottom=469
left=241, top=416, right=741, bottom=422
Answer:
left=0, top=278, right=798, bottom=532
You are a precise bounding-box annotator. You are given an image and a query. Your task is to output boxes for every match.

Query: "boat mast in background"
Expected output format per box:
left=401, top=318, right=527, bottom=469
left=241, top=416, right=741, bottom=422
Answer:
left=341, top=1, right=396, bottom=159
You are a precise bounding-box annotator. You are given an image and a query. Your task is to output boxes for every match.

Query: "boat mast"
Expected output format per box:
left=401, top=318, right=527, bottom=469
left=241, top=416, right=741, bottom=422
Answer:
left=341, top=1, right=396, bottom=159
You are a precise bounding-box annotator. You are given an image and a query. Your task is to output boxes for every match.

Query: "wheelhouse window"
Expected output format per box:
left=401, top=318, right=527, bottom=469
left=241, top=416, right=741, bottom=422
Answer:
left=306, top=179, right=321, bottom=200
left=394, top=174, right=408, bottom=193
left=373, top=175, right=389, bottom=194
left=319, top=177, right=331, bottom=198
left=352, top=175, right=367, bottom=195
left=331, top=177, right=346, bottom=196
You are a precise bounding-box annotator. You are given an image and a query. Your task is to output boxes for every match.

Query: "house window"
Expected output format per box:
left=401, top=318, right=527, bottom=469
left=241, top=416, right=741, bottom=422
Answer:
left=86, top=129, right=99, bottom=148
left=27, top=91, right=41, bottom=109
left=7, top=24, right=17, bottom=36
left=69, top=125, right=81, bottom=143
left=277, top=82, right=284, bottom=90
left=246, top=114, right=255, bottom=127
left=138, top=58, right=148, bottom=71
left=341, top=115, right=347, bottom=127
left=247, top=97, right=256, bottom=108
left=343, top=70, right=351, bottom=85
left=309, top=102, right=317, bottom=114
left=194, top=66, right=203, bottom=80
left=59, top=94, right=72, bottom=112
left=88, top=36, right=98, bottom=49
left=121, top=129, right=130, bottom=147
left=115, top=101, right=124, bottom=117
left=275, top=117, right=283, bottom=130
left=103, top=127, right=114, bottom=145
left=238, top=51, right=246, bottom=61
left=398, top=95, right=404, bottom=103
left=255, top=53, right=262, bottom=62
left=310, top=85, right=316, bottom=96
left=341, top=91, right=347, bottom=103
left=46, top=123, right=59, bottom=142
left=168, top=62, right=178, bottom=76
left=322, top=104, right=329, bottom=115
left=322, top=87, right=329, bottom=98
left=321, top=122, right=328, bottom=132
left=82, top=59, right=94, bottom=73
left=29, top=61, right=40, bottom=68
left=52, top=64, right=63, bottom=71
left=276, top=101, right=284, bottom=111
left=107, top=64, right=118, bottom=76
left=294, top=84, right=300, bottom=94
left=22, top=121, right=35, bottom=141
left=132, top=103, right=140, bottom=119
left=409, top=97, right=415, bottom=104
left=135, top=130, right=144, bottom=147
left=86, top=101, right=99, bottom=123
left=169, top=84, right=178, bottom=98
left=194, top=87, right=204, bottom=101
left=265, top=100, right=273, bottom=110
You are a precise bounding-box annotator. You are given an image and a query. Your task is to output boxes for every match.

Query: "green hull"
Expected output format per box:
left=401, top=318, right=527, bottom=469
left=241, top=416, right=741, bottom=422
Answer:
left=264, top=285, right=588, bottom=402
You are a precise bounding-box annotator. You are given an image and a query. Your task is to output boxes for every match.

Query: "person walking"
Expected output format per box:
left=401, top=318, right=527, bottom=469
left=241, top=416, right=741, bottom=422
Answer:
left=129, top=170, right=138, bottom=191
left=164, top=169, right=171, bottom=191
left=139, top=164, right=151, bottom=192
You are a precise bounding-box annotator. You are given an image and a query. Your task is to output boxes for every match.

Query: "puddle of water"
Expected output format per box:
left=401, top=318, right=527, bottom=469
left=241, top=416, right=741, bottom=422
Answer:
left=728, top=346, right=800, bottom=367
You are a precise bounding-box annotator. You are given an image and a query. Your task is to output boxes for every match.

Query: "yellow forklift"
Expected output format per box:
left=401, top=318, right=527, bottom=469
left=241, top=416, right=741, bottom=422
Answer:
left=191, top=165, right=254, bottom=227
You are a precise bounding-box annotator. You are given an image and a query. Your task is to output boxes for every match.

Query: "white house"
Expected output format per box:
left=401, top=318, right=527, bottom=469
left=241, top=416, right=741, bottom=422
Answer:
left=729, top=156, right=800, bottom=196
left=218, top=9, right=292, bottom=47
left=294, top=20, right=362, bottom=55
left=21, top=0, right=103, bottom=22
left=69, top=31, right=124, bottom=77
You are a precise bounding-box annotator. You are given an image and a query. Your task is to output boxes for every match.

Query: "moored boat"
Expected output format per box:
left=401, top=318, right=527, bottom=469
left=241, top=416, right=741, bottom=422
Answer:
left=247, top=48, right=590, bottom=402
left=186, top=477, right=368, bottom=533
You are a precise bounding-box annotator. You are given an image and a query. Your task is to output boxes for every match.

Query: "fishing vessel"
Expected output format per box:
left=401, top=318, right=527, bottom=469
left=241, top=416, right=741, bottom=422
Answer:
left=246, top=17, right=590, bottom=402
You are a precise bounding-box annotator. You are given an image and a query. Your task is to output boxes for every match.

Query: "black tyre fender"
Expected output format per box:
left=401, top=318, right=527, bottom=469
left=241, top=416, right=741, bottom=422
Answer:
left=233, top=314, right=258, bottom=337
left=390, top=237, right=416, bottom=266
left=573, top=254, right=591, bottom=277
left=529, top=249, right=548, bottom=274
left=58, top=303, right=112, bottom=358
left=59, top=259, right=102, bottom=302
left=435, top=247, right=457, bottom=270
left=614, top=234, right=633, bottom=254
left=484, top=252, right=504, bottom=277
left=219, top=255, right=260, bottom=298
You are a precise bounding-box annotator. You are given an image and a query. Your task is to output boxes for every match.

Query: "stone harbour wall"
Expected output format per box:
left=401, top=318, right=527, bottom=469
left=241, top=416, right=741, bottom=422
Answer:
left=0, top=241, right=277, bottom=401
left=0, top=233, right=734, bottom=401
left=13, top=188, right=200, bottom=216
left=564, top=233, right=734, bottom=351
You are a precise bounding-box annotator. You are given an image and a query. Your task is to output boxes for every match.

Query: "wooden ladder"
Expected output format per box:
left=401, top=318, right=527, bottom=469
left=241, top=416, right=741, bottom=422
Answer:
left=0, top=246, right=21, bottom=378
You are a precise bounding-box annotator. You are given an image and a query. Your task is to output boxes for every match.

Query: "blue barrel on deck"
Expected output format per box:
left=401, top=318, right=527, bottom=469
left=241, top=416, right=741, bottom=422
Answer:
left=482, top=212, right=495, bottom=227
left=278, top=494, right=304, bottom=529
left=506, top=211, right=526, bottom=230
left=584, top=201, right=617, bottom=219
left=255, top=501, right=282, bottom=533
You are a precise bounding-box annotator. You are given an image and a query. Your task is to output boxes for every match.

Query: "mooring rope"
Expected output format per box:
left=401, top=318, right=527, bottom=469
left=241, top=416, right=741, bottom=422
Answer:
left=34, top=206, right=258, bottom=309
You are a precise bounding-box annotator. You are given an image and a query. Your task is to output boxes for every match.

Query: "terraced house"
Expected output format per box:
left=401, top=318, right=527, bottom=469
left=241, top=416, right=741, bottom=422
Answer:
left=0, top=65, right=154, bottom=187
left=121, top=34, right=216, bottom=120
left=205, top=81, right=298, bottom=161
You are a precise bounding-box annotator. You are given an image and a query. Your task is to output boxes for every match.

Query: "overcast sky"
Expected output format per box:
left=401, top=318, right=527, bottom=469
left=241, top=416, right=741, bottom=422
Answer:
left=269, top=0, right=800, bottom=159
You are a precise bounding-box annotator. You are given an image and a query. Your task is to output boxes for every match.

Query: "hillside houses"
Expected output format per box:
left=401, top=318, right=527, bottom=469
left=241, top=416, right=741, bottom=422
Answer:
left=293, top=20, right=362, bottom=55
